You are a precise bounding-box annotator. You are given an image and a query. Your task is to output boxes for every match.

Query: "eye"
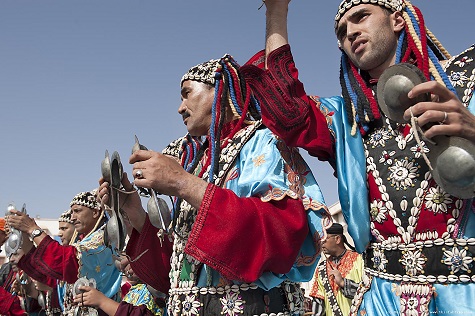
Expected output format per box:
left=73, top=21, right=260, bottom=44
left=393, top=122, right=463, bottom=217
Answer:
left=181, top=87, right=191, bottom=100
left=356, top=11, right=369, bottom=23
left=337, top=28, right=346, bottom=42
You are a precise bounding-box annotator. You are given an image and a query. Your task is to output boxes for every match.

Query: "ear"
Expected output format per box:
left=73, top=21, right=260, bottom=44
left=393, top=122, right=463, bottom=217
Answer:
left=392, top=11, right=405, bottom=33
left=92, top=208, right=101, bottom=219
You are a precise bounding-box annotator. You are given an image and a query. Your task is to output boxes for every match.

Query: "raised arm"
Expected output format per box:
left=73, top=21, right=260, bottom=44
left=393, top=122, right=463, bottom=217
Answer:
left=265, top=0, right=291, bottom=61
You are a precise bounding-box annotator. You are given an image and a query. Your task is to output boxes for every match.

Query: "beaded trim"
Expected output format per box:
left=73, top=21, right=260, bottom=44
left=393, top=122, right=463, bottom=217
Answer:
left=334, top=0, right=404, bottom=27
left=444, top=45, right=475, bottom=107
left=370, top=237, right=475, bottom=251
left=399, top=282, right=433, bottom=316
left=168, top=282, right=302, bottom=316
left=202, top=121, right=262, bottom=186
left=170, top=283, right=262, bottom=296
left=349, top=273, right=373, bottom=316
left=162, top=136, right=186, bottom=159
left=364, top=119, right=464, bottom=246
left=365, top=267, right=475, bottom=284
left=318, top=263, right=344, bottom=316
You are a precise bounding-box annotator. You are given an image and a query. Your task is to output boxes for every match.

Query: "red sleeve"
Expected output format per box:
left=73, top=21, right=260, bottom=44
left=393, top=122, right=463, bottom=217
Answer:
left=19, top=235, right=79, bottom=284
left=126, top=215, right=173, bottom=294
left=241, top=45, right=334, bottom=161
left=0, top=286, right=27, bottom=316
left=185, top=184, right=308, bottom=283
left=18, top=247, right=57, bottom=289
left=114, top=301, right=155, bottom=316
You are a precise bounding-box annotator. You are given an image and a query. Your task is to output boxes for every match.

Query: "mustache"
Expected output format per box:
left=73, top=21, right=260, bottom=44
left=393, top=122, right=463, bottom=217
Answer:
left=182, top=112, right=191, bottom=120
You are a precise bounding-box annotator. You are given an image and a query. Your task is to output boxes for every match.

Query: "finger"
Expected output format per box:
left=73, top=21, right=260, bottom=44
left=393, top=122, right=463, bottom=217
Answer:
left=98, top=185, right=110, bottom=200
left=121, top=172, right=135, bottom=191
left=9, top=210, right=23, bottom=216
left=129, top=150, right=155, bottom=164
left=408, top=81, right=453, bottom=102
left=403, top=101, right=447, bottom=122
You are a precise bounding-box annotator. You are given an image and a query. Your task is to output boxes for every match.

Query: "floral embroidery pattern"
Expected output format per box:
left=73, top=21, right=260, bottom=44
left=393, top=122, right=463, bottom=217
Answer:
left=252, top=154, right=266, bottom=167
left=454, top=55, right=473, bottom=68
left=395, top=132, right=413, bottom=150
left=424, top=186, right=452, bottom=214
left=219, top=291, right=245, bottom=316
left=388, top=158, right=420, bottom=190
left=399, top=250, right=427, bottom=276
left=442, top=246, right=474, bottom=274
left=367, top=127, right=392, bottom=148
left=379, top=150, right=396, bottom=165
left=181, top=294, right=202, bottom=316
left=449, top=70, right=469, bottom=87
left=313, top=96, right=335, bottom=130
left=410, top=141, right=429, bottom=159
left=370, top=200, right=388, bottom=223
left=169, top=296, right=181, bottom=316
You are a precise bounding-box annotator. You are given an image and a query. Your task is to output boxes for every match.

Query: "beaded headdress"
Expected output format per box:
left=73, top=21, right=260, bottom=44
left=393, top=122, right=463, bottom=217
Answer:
left=70, top=190, right=101, bottom=211
left=181, top=59, right=220, bottom=86
left=179, top=54, right=261, bottom=182
left=58, top=209, right=74, bottom=224
left=335, top=0, right=454, bottom=135
left=335, top=0, right=405, bottom=28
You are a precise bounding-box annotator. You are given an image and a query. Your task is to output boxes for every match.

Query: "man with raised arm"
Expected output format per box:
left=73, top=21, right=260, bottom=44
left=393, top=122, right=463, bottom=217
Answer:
left=242, top=0, right=475, bottom=314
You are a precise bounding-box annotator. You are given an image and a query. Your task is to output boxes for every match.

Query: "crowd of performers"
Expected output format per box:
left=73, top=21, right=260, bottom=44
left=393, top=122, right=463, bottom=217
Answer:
left=2, top=0, right=475, bottom=315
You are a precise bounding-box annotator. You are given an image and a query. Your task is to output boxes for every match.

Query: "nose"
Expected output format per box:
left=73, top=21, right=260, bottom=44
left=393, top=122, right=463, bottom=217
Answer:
left=178, top=101, right=186, bottom=115
left=347, top=25, right=360, bottom=42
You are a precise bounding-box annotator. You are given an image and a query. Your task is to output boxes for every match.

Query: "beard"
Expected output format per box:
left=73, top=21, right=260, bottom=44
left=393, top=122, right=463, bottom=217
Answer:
left=346, top=23, right=399, bottom=75
left=352, top=39, right=397, bottom=73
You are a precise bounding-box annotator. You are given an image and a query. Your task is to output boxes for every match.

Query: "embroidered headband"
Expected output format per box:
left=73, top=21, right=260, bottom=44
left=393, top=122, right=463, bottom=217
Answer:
left=335, top=0, right=405, bottom=28
left=58, top=209, right=74, bottom=224
left=70, top=190, right=101, bottom=211
left=181, top=57, right=224, bottom=86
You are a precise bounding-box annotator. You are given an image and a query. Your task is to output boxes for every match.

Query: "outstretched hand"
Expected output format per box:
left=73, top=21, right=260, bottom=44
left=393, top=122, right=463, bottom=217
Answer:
left=130, top=149, right=208, bottom=210
left=404, top=81, right=475, bottom=143
left=7, top=210, right=39, bottom=235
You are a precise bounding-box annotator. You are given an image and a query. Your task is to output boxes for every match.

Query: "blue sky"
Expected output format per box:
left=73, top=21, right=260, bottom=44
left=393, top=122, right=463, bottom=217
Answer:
left=1, top=1, right=473, bottom=219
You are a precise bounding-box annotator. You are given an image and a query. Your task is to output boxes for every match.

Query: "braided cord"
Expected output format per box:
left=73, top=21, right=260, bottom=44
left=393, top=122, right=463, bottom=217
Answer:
left=341, top=55, right=358, bottom=134
left=403, top=7, right=429, bottom=79
left=223, top=62, right=242, bottom=116
left=395, top=30, right=406, bottom=64
left=350, top=61, right=380, bottom=121
left=341, top=55, right=359, bottom=110
left=404, top=5, right=456, bottom=95
left=208, top=76, right=223, bottom=183
left=426, top=28, right=451, bottom=60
